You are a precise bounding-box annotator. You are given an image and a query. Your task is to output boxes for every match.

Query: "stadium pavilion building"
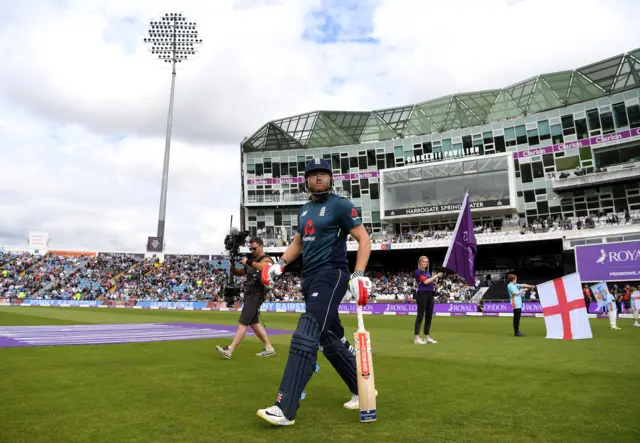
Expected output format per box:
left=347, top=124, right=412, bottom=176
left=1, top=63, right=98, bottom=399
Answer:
left=239, top=48, right=640, bottom=249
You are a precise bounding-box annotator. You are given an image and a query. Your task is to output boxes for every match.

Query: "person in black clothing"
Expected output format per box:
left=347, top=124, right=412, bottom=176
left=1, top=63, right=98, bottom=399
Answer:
left=413, top=255, right=443, bottom=344
left=216, top=237, right=275, bottom=359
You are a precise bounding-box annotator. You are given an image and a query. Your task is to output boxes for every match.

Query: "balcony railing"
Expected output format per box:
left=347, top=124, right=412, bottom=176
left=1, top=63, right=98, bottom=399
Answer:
left=245, top=190, right=351, bottom=205
left=552, top=162, right=640, bottom=191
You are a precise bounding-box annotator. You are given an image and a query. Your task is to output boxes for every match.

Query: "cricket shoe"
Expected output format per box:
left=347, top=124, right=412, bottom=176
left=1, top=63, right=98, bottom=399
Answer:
left=426, top=337, right=438, bottom=344
left=634, top=322, right=640, bottom=328
left=610, top=326, right=621, bottom=330
left=343, top=390, right=379, bottom=410
left=414, top=337, right=427, bottom=345
left=256, top=347, right=276, bottom=357
left=256, top=405, right=294, bottom=426
left=216, top=345, right=232, bottom=359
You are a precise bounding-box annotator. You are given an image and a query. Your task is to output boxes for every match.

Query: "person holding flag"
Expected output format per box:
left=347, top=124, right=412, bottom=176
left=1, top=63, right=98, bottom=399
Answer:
left=413, top=255, right=443, bottom=344
left=507, top=274, right=535, bottom=337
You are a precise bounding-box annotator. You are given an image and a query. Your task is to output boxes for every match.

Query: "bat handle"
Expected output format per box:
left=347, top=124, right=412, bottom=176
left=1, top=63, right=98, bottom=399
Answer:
left=356, top=304, right=365, bottom=332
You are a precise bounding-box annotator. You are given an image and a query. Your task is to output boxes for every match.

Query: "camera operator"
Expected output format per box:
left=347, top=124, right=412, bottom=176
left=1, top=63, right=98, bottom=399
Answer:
left=216, top=237, right=276, bottom=360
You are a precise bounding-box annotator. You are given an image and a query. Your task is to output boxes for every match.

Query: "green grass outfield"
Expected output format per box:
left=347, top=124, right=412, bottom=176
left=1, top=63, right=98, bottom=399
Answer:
left=0, top=306, right=638, bottom=443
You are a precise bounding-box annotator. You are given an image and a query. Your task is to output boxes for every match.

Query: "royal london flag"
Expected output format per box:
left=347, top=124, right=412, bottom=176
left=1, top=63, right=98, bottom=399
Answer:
left=443, top=191, right=477, bottom=286
left=537, top=273, right=592, bottom=340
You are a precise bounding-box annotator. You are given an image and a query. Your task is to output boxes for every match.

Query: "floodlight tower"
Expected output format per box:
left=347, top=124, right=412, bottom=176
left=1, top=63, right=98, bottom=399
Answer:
left=144, top=13, right=203, bottom=243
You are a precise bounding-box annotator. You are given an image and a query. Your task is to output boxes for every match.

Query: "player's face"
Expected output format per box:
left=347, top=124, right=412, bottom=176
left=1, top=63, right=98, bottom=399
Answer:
left=420, top=257, right=428, bottom=268
left=307, top=171, right=330, bottom=193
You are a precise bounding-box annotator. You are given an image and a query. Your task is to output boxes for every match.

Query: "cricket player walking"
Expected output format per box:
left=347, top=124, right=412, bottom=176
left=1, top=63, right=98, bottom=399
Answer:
left=257, top=158, right=374, bottom=426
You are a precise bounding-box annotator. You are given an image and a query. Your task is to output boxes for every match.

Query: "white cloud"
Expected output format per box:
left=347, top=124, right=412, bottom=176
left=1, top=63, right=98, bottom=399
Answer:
left=0, top=0, right=639, bottom=253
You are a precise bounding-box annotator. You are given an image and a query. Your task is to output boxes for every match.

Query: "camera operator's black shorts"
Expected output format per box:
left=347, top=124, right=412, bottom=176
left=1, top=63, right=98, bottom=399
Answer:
left=239, top=292, right=265, bottom=326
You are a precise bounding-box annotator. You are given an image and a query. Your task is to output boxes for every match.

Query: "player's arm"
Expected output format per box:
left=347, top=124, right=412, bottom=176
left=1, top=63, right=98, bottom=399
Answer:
left=520, top=283, right=536, bottom=290
left=261, top=233, right=302, bottom=287
left=279, top=233, right=303, bottom=266
left=339, top=201, right=373, bottom=304
left=337, top=200, right=370, bottom=272
left=349, top=223, right=371, bottom=273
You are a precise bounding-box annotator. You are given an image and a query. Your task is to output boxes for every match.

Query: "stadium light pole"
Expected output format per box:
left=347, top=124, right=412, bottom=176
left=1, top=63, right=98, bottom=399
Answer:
left=144, top=13, right=203, bottom=243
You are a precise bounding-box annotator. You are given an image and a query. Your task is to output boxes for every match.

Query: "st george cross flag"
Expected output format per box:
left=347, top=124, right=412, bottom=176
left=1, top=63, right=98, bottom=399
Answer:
left=537, top=273, right=592, bottom=340
left=443, top=191, right=478, bottom=286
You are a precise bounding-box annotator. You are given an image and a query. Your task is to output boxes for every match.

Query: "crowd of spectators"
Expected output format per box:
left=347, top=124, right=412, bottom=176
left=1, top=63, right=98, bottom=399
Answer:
left=111, top=256, right=229, bottom=301
left=263, top=268, right=480, bottom=303
left=1, top=248, right=479, bottom=303
left=1, top=252, right=86, bottom=299
left=507, top=210, right=639, bottom=235
left=0, top=251, right=231, bottom=301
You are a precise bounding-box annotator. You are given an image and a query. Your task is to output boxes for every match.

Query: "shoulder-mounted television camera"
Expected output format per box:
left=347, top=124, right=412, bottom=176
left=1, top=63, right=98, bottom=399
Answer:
left=221, top=217, right=250, bottom=307
left=224, top=227, right=250, bottom=261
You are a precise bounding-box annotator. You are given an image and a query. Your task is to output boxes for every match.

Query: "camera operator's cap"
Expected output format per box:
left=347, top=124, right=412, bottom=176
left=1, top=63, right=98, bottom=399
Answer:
left=304, top=159, right=332, bottom=178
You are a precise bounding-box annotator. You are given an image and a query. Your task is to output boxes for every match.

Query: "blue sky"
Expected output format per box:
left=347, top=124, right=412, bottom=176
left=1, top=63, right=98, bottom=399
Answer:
left=102, top=16, right=142, bottom=56
left=302, top=0, right=380, bottom=44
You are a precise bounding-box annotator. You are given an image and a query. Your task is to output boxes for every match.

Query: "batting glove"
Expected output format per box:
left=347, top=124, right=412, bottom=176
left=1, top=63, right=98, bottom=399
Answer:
left=349, top=270, right=372, bottom=306
left=261, top=259, right=286, bottom=288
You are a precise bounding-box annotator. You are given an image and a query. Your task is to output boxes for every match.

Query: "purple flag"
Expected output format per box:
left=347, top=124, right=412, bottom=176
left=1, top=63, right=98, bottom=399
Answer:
left=442, top=191, right=478, bottom=286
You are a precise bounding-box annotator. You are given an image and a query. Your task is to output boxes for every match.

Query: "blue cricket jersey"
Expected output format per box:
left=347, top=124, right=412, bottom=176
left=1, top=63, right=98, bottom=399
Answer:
left=296, top=193, right=362, bottom=277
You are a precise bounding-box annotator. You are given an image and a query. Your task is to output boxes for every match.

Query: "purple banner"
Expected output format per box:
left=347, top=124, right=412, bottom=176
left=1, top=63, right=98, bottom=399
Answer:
left=258, top=302, right=479, bottom=314
left=513, top=128, right=640, bottom=159
left=343, top=302, right=479, bottom=314
left=575, top=240, right=640, bottom=282
left=247, top=171, right=379, bottom=185
left=483, top=301, right=596, bottom=313
left=8, top=300, right=608, bottom=316
left=483, top=302, right=542, bottom=313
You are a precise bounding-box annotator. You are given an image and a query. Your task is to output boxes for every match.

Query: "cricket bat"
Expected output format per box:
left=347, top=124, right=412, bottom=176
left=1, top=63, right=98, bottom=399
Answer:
left=354, top=303, right=377, bottom=422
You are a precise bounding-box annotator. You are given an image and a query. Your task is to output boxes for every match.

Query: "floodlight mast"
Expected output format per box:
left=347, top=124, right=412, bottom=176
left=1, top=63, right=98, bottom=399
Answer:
left=143, top=12, right=203, bottom=243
